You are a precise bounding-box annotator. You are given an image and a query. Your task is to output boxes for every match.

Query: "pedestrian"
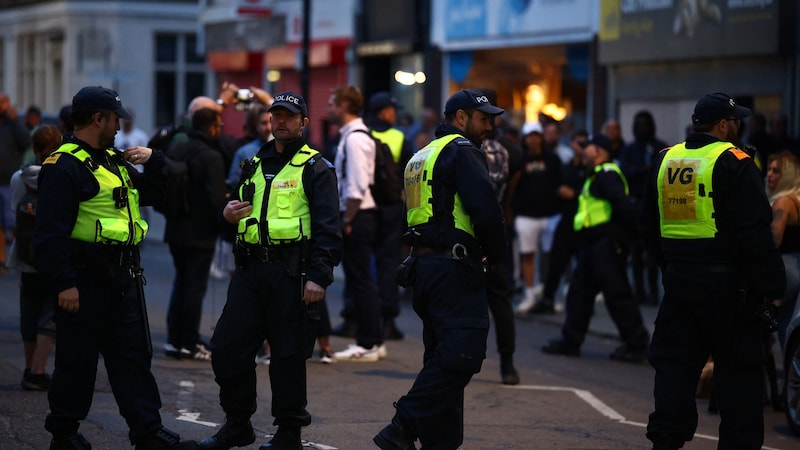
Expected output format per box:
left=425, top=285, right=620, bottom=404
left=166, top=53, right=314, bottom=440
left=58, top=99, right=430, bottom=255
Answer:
left=34, top=86, right=197, bottom=449
left=0, top=92, right=32, bottom=274
left=373, top=88, right=506, bottom=450
left=601, top=118, right=625, bottom=157
left=329, top=85, right=385, bottom=362
left=533, top=129, right=589, bottom=314
left=541, top=134, right=650, bottom=362
left=766, top=151, right=800, bottom=348
left=478, top=87, right=520, bottom=385
left=9, top=124, right=62, bottom=391
left=163, top=108, right=228, bottom=361
left=618, top=110, right=668, bottom=305
left=366, top=91, right=415, bottom=341
left=642, top=92, right=785, bottom=449
left=505, top=121, right=562, bottom=314
left=198, top=91, right=341, bottom=450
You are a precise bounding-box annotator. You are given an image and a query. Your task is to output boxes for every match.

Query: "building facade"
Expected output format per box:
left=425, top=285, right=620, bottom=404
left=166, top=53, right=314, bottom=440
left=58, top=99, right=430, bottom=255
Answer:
left=0, top=0, right=209, bottom=136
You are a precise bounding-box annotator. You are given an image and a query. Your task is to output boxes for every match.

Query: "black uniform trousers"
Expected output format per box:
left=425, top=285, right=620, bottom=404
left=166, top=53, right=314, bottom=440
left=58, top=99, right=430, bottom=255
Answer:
left=561, top=235, right=650, bottom=350
left=395, top=256, right=489, bottom=450
left=166, top=244, right=214, bottom=350
left=210, top=259, right=316, bottom=427
left=45, top=259, right=163, bottom=444
left=647, top=264, right=765, bottom=449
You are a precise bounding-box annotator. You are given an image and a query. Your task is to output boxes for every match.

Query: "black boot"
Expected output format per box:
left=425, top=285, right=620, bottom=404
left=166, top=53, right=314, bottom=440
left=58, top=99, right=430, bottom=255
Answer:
left=199, top=418, right=255, bottom=450
left=50, top=432, right=91, bottom=450
left=259, top=426, right=301, bottom=449
left=373, top=414, right=416, bottom=450
left=500, top=354, right=520, bottom=385
left=136, top=427, right=199, bottom=449
left=648, top=432, right=682, bottom=450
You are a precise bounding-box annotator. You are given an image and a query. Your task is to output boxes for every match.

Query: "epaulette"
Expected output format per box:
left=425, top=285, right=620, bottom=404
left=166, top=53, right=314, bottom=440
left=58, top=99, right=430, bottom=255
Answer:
left=42, top=153, right=62, bottom=165
left=727, top=147, right=751, bottom=161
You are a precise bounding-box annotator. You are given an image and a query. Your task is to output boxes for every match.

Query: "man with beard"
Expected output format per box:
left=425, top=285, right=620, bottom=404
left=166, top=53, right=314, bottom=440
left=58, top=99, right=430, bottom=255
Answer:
left=34, top=86, right=197, bottom=449
left=643, top=93, right=785, bottom=449
left=373, top=88, right=506, bottom=450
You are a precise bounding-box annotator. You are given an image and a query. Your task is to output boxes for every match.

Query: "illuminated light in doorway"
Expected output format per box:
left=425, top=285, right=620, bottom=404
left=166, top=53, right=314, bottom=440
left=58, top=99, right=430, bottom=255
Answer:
left=395, top=70, right=427, bottom=86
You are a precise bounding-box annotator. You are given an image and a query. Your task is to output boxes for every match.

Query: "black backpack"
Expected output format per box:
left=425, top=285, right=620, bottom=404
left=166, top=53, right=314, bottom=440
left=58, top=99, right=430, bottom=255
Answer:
left=347, top=129, right=403, bottom=205
left=147, top=126, right=190, bottom=218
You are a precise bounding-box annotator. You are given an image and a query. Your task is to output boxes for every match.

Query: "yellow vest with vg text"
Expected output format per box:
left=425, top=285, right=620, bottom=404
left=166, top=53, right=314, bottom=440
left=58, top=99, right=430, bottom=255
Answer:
left=573, top=162, right=629, bottom=231
left=656, top=141, right=732, bottom=239
left=237, top=146, right=317, bottom=245
left=405, top=134, right=475, bottom=237
left=371, top=128, right=404, bottom=164
left=47, top=143, right=147, bottom=245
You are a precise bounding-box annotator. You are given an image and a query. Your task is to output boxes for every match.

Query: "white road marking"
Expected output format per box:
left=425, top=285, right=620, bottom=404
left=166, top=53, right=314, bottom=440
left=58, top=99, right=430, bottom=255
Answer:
left=506, top=385, right=785, bottom=450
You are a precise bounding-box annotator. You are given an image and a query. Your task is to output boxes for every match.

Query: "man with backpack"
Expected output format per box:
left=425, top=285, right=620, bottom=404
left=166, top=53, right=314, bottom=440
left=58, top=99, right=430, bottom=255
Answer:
left=360, top=92, right=414, bottom=341
left=162, top=108, right=229, bottom=361
left=329, top=85, right=386, bottom=362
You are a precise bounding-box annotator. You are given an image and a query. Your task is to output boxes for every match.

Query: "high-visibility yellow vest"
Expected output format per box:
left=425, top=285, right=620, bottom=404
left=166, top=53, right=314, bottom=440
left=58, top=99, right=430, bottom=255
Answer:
left=573, top=162, right=629, bottom=231
left=371, top=128, right=404, bottom=164
left=44, top=143, right=147, bottom=245
left=237, top=145, right=317, bottom=245
left=405, top=134, right=475, bottom=237
left=656, top=141, right=733, bottom=239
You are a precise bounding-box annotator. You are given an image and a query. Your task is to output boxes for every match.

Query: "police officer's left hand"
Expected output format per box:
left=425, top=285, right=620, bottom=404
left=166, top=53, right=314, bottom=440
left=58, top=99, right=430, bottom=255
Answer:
left=303, top=280, right=325, bottom=304
left=122, top=146, right=152, bottom=165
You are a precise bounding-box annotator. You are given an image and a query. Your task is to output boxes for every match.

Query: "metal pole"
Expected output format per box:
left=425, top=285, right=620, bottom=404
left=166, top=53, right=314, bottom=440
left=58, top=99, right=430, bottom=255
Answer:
left=301, top=0, right=311, bottom=107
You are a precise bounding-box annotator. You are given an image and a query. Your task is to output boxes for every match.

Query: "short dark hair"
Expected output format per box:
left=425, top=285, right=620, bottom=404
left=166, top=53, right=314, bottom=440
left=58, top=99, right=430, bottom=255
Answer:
left=192, top=108, right=220, bottom=132
left=72, top=109, right=111, bottom=128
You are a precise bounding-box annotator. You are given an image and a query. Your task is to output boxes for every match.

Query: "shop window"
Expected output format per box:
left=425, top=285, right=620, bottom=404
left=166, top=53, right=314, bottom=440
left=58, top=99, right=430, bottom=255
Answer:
left=154, top=32, right=207, bottom=128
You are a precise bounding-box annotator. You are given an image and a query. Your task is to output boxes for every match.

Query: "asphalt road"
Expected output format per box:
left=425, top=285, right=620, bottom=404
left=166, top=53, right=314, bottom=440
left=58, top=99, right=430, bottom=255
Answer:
left=0, top=221, right=798, bottom=449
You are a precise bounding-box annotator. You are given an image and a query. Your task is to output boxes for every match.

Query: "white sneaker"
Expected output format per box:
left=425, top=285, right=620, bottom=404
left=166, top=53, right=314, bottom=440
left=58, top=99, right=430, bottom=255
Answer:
left=515, top=295, right=536, bottom=314
left=334, top=344, right=380, bottom=362
left=377, top=344, right=387, bottom=359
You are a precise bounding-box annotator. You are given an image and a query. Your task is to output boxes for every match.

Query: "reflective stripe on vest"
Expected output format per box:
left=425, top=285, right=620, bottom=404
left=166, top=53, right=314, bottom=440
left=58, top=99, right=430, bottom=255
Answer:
left=405, top=134, right=475, bottom=237
left=371, top=128, right=404, bottom=164
left=237, top=145, right=317, bottom=245
left=573, top=162, right=629, bottom=231
left=656, top=141, right=731, bottom=239
left=52, top=143, right=147, bottom=245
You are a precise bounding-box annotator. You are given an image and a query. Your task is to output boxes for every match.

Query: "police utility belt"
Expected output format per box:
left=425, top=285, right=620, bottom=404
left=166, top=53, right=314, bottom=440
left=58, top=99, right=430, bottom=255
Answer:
left=410, top=243, right=470, bottom=260
left=234, top=242, right=301, bottom=264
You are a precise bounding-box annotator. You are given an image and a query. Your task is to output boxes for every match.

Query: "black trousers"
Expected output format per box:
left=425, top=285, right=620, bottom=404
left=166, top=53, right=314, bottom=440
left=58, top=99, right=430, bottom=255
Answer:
left=210, top=260, right=316, bottom=427
left=395, top=256, right=489, bottom=450
left=167, top=244, right=214, bottom=349
left=376, top=203, right=404, bottom=320
left=341, top=209, right=382, bottom=348
left=485, top=260, right=515, bottom=356
left=561, top=235, right=649, bottom=350
left=647, top=264, right=765, bottom=449
left=45, top=259, right=163, bottom=444
left=543, top=214, right=578, bottom=301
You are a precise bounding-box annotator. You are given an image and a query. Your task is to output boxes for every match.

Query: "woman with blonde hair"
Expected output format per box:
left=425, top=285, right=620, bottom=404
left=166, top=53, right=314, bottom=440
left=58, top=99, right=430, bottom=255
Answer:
left=767, top=150, right=800, bottom=346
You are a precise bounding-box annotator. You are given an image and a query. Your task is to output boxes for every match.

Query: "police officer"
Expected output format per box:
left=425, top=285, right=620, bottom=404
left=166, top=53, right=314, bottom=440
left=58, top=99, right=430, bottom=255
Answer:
left=541, top=134, right=650, bottom=362
left=34, top=86, right=197, bottom=449
left=642, top=93, right=785, bottom=450
left=373, top=88, right=506, bottom=450
left=198, top=92, right=341, bottom=450
left=366, top=91, right=415, bottom=340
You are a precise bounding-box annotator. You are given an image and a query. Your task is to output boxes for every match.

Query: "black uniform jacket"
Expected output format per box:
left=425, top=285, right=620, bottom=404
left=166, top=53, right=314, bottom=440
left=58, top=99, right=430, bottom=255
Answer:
left=223, top=137, right=342, bottom=289
left=640, top=133, right=785, bottom=300
left=34, top=136, right=168, bottom=294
